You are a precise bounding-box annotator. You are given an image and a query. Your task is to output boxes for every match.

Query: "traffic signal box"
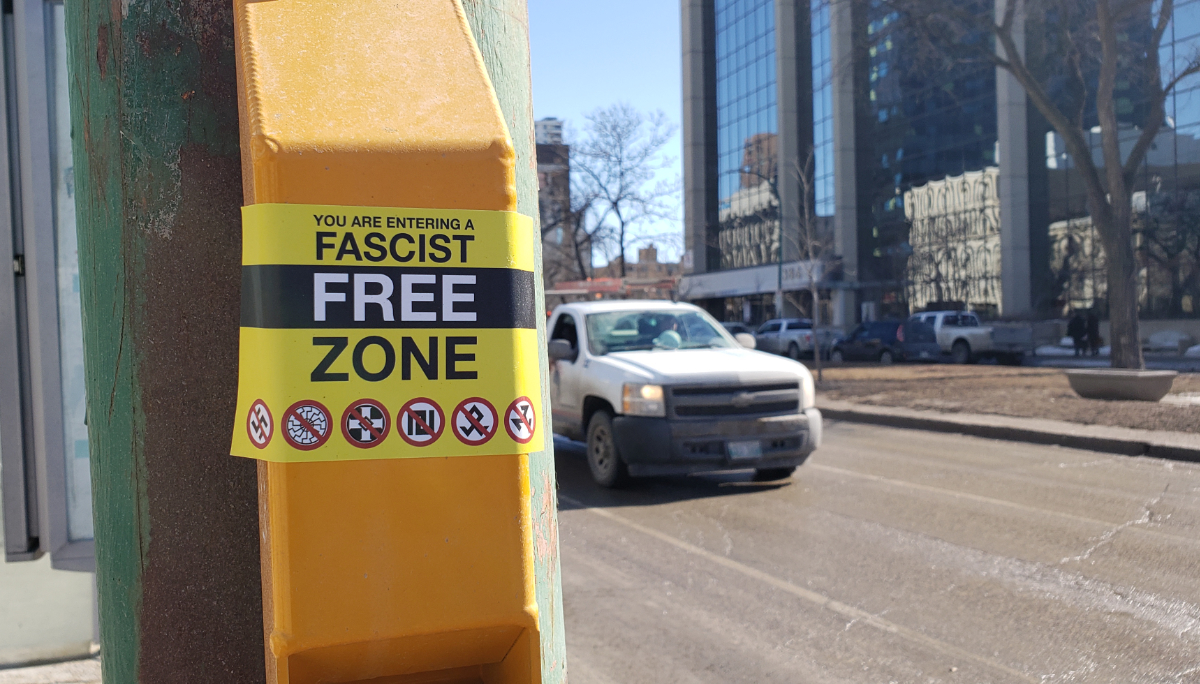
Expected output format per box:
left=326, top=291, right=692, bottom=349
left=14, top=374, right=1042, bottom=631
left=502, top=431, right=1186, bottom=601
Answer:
left=232, top=1, right=544, bottom=682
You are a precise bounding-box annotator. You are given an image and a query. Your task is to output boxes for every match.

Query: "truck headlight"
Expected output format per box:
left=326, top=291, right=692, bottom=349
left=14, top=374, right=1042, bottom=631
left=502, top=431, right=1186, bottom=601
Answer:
left=622, top=383, right=665, bottom=417
left=800, top=373, right=815, bottom=409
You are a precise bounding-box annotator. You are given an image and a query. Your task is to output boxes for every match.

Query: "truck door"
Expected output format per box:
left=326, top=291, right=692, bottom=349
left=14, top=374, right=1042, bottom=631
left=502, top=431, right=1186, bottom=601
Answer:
left=549, top=312, right=584, bottom=436
left=756, top=320, right=782, bottom=353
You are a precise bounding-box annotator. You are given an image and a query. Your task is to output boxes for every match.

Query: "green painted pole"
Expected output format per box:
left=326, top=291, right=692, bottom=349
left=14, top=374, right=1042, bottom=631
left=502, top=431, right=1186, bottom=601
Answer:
left=67, top=0, right=565, bottom=681
left=461, top=2, right=569, bottom=680
left=64, top=1, right=265, bottom=682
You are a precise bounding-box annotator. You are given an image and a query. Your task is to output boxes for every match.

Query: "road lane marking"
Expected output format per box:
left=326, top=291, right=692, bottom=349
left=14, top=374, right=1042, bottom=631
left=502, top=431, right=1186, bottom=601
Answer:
left=809, top=463, right=1200, bottom=549
left=560, top=494, right=1038, bottom=683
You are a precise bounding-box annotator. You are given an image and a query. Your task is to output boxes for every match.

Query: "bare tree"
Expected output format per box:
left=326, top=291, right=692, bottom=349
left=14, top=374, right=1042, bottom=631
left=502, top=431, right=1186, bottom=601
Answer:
left=879, top=0, right=1200, bottom=368
left=573, top=103, right=678, bottom=277
left=541, top=183, right=604, bottom=282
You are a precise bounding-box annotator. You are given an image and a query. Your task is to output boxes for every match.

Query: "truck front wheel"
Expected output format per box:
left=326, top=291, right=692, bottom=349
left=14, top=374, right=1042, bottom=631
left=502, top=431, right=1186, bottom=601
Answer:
left=587, top=410, right=630, bottom=488
left=951, top=340, right=973, bottom=365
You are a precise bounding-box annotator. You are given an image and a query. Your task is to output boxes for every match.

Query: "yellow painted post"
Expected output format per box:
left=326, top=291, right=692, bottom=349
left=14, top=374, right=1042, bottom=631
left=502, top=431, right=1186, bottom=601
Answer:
left=232, top=1, right=544, bottom=682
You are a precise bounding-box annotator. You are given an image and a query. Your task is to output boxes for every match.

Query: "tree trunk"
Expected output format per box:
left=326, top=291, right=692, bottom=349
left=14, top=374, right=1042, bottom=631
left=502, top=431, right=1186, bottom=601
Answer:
left=810, top=281, right=823, bottom=383
left=1094, top=208, right=1145, bottom=368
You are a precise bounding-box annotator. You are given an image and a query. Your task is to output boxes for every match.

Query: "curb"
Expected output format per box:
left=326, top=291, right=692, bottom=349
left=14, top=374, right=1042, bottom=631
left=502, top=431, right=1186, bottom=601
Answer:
left=818, top=403, right=1200, bottom=464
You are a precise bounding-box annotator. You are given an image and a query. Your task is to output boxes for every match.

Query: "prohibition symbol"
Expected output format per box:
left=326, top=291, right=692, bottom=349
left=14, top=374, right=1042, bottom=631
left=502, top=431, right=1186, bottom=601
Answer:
left=398, top=397, right=444, bottom=447
left=246, top=399, right=273, bottom=449
left=452, top=397, right=498, bottom=446
left=283, top=400, right=332, bottom=451
left=341, top=399, right=390, bottom=449
left=504, top=396, right=537, bottom=444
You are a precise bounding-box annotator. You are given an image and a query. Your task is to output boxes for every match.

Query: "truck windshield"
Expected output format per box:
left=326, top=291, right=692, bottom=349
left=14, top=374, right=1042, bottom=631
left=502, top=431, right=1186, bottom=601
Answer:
left=585, top=310, right=735, bottom=355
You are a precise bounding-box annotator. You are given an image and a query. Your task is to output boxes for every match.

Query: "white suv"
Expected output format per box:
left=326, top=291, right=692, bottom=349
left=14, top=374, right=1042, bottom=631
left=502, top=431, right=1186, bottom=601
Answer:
left=547, top=300, right=822, bottom=487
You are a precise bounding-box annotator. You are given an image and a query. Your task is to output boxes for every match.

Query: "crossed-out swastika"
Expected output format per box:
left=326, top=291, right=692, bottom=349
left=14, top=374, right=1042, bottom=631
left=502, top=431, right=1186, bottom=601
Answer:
left=247, top=399, right=273, bottom=449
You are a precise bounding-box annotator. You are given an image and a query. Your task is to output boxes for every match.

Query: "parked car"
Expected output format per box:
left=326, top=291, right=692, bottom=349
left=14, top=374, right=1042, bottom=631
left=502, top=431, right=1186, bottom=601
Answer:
left=547, top=301, right=822, bottom=487
left=909, top=311, right=1032, bottom=364
left=721, top=321, right=754, bottom=336
left=755, top=318, right=819, bottom=359
left=830, top=319, right=941, bottom=364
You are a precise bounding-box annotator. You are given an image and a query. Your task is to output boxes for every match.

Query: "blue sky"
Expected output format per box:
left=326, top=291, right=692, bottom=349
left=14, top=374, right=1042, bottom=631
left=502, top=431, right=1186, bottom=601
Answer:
left=527, top=0, right=684, bottom=263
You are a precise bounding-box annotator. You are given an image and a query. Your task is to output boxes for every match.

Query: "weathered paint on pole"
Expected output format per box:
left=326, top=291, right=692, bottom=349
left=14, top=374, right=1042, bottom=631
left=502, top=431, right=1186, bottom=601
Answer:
left=460, top=2, right=568, bottom=679
left=64, top=1, right=265, bottom=682
left=67, top=0, right=563, bottom=681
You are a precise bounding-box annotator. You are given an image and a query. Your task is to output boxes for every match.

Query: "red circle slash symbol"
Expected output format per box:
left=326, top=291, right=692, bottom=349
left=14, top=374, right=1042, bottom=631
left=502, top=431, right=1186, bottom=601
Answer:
left=504, top=396, right=537, bottom=444
left=452, top=397, right=498, bottom=446
left=398, top=398, right=444, bottom=447
left=247, top=399, right=273, bottom=449
left=341, top=399, right=391, bottom=449
left=283, top=400, right=332, bottom=451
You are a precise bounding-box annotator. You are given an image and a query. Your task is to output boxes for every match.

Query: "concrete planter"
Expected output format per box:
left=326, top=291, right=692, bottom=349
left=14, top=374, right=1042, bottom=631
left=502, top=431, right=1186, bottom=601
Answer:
left=1065, top=369, right=1178, bottom=402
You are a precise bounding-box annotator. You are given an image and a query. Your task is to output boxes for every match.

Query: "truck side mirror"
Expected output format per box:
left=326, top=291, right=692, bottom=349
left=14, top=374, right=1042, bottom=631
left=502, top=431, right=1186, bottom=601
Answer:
left=734, top=333, right=757, bottom=349
left=548, top=339, right=577, bottom=362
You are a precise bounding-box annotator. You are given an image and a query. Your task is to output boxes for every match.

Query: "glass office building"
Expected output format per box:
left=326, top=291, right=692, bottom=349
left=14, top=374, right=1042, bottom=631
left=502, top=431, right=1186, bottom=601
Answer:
left=683, top=0, right=1200, bottom=325
left=713, top=0, right=780, bottom=274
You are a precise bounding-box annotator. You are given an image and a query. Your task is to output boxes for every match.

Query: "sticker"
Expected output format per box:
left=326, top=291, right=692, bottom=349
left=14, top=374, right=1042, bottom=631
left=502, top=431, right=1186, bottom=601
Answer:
left=229, top=203, right=543, bottom=462
left=341, top=399, right=391, bottom=448
left=451, top=397, right=498, bottom=446
left=504, top=396, right=536, bottom=445
left=247, top=399, right=273, bottom=449
left=398, top=397, right=444, bottom=447
left=283, top=400, right=332, bottom=451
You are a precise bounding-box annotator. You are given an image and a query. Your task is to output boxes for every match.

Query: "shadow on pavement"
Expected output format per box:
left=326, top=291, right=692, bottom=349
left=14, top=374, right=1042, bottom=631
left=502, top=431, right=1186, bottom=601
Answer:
left=553, top=436, right=789, bottom=510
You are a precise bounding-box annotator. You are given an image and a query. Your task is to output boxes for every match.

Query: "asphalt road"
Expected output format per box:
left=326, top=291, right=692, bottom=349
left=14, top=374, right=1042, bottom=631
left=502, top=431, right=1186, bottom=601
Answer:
left=555, top=421, right=1200, bottom=684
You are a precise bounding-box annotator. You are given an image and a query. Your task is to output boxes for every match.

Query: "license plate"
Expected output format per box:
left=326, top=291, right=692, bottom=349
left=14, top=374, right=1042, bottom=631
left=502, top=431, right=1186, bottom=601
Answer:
left=727, top=440, right=763, bottom=460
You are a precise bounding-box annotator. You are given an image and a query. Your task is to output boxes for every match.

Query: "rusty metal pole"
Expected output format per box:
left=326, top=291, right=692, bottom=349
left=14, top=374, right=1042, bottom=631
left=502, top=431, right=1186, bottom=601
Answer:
left=64, top=1, right=265, bottom=681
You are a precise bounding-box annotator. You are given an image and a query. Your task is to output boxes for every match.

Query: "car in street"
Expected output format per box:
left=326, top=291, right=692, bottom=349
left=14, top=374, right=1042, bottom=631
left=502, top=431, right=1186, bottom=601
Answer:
left=547, top=300, right=822, bottom=488
left=829, top=319, right=941, bottom=364
left=909, top=310, right=1032, bottom=364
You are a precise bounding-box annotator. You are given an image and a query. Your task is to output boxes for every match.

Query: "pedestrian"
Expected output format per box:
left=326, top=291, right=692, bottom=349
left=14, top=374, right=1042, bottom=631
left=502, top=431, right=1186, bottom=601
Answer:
left=1086, top=310, right=1101, bottom=357
left=1067, top=311, right=1087, bottom=357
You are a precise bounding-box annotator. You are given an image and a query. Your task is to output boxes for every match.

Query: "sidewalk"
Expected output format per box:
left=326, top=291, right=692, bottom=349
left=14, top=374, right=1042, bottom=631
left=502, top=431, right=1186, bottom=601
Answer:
left=1024, top=352, right=1200, bottom=373
left=819, top=398, right=1200, bottom=462
left=0, top=658, right=99, bottom=684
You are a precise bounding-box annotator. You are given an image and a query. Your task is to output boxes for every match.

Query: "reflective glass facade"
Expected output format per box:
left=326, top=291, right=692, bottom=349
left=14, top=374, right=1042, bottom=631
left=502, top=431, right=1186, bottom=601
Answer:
left=715, top=0, right=778, bottom=205
left=713, top=0, right=780, bottom=270
left=812, top=0, right=833, bottom=217
left=862, top=2, right=997, bottom=300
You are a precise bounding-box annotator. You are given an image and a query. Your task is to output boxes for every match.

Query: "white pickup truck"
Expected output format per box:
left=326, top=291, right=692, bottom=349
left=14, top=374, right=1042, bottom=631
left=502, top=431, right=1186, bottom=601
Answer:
left=909, top=310, right=1032, bottom=364
left=547, top=300, right=822, bottom=487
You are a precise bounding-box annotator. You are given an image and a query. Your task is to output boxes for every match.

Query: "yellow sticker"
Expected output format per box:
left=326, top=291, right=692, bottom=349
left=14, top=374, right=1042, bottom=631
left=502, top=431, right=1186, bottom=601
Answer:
left=231, top=203, right=541, bottom=462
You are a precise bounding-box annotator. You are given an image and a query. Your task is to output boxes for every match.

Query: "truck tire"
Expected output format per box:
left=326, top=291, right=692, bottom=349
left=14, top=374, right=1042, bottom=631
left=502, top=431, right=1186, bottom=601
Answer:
left=951, top=340, right=973, bottom=365
left=753, top=467, right=796, bottom=481
left=587, top=410, right=629, bottom=488
left=787, top=342, right=801, bottom=360
left=830, top=349, right=844, bottom=364
left=879, top=349, right=895, bottom=365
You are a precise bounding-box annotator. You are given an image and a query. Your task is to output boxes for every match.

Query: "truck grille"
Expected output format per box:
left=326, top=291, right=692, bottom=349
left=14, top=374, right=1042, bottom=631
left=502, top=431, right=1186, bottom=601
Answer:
left=669, top=382, right=800, bottom=418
